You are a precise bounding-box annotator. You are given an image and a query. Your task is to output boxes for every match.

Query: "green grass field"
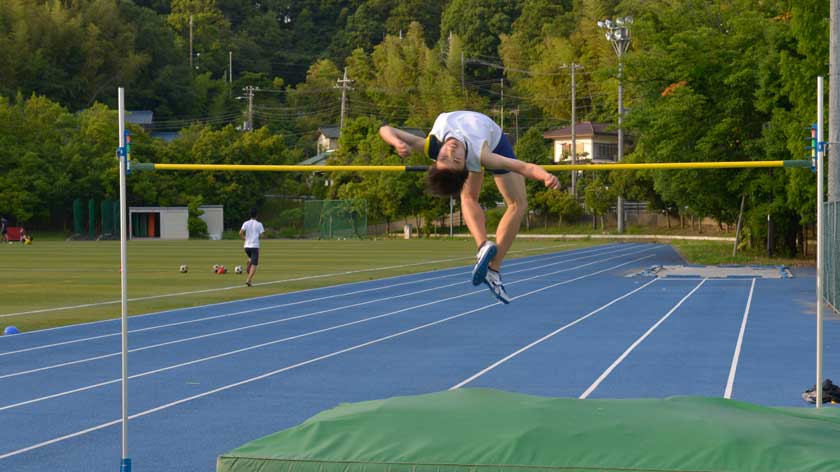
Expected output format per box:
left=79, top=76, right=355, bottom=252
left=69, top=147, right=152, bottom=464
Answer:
left=669, top=240, right=814, bottom=267
left=0, top=238, right=601, bottom=333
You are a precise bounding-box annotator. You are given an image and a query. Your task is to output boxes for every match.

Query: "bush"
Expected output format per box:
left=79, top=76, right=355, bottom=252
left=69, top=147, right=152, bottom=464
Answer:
left=188, top=216, right=208, bottom=238
left=187, top=197, right=208, bottom=238
left=485, top=206, right=505, bottom=229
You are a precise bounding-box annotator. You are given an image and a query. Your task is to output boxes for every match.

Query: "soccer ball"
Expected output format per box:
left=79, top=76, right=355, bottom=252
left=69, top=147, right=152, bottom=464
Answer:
left=179, top=264, right=188, bottom=273
left=234, top=265, right=243, bottom=274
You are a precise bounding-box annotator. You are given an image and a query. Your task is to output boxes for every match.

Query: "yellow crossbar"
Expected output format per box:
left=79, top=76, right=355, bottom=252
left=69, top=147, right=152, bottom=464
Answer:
left=131, top=160, right=809, bottom=173
left=544, top=160, right=809, bottom=171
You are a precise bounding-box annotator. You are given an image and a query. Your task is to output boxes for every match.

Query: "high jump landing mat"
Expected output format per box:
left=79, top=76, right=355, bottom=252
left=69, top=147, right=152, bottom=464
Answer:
left=217, top=388, right=840, bottom=472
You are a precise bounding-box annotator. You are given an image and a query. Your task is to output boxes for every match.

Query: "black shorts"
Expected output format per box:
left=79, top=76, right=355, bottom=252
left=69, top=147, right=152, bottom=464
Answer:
left=245, top=247, right=259, bottom=266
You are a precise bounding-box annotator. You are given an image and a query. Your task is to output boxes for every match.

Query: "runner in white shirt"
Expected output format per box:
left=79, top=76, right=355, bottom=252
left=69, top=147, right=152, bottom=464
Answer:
left=379, top=111, right=559, bottom=304
left=239, top=207, right=265, bottom=287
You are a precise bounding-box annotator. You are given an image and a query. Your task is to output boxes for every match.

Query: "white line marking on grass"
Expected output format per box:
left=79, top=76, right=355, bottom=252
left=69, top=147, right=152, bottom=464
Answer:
left=449, top=278, right=660, bottom=390
left=0, top=250, right=656, bottom=459
left=579, top=278, right=708, bottom=399
left=0, top=245, right=648, bottom=378
left=724, top=278, right=755, bottom=399
left=0, top=244, right=637, bottom=358
left=0, top=243, right=587, bottom=319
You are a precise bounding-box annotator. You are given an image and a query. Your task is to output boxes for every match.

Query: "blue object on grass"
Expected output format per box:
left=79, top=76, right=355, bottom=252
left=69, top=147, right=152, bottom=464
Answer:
left=4, top=326, right=19, bottom=335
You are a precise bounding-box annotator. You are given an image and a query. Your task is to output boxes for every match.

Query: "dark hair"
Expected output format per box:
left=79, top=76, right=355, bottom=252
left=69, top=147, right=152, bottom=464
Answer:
left=426, top=166, right=469, bottom=197
left=250, top=207, right=258, bottom=218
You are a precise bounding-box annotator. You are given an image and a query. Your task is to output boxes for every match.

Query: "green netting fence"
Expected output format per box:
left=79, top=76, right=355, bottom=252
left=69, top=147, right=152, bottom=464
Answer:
left=100, top=200, right=116, bottom=237
left=73, top=198, right=84, bottom=235
left=88, top=198, right=96, bottom=239
left=303, top=199, right=367, bottom=239
left=825, top=201, right=840, bottom=313
left=73, top=198, right=118, bottom=239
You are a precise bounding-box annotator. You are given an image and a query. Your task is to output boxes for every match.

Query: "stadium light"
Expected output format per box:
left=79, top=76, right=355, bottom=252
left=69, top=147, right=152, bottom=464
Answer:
left=597, top=15, right=633, bottom=233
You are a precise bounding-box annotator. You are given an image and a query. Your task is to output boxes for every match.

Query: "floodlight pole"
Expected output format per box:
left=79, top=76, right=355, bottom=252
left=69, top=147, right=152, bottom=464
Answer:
left=598, top=17, right=633, bottom=233
left=817, top=77, right=825, bottom=407
left=117, top=87, right=131, bottom=471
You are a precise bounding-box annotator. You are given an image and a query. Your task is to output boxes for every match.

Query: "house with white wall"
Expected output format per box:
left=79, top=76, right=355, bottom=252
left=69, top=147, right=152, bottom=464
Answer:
left=543, top=122, right=628, bottom=163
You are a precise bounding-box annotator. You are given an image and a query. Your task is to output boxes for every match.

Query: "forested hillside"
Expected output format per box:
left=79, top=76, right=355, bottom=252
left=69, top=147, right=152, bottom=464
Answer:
left=0, top=0, right=829, bottom=254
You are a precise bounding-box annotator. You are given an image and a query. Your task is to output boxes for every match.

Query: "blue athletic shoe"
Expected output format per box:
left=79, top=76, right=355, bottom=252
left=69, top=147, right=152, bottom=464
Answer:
left=484, top=269, right=512, bottom=304
left=472, top=241, right=497, bottom=286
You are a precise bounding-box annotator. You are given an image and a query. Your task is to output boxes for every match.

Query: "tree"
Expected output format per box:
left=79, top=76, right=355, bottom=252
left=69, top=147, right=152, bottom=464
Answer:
left=286, top=59, right=342, bottom=143
left=441, top=0, right=520, bottom=69
left=584, top=172, right=614, bottom=230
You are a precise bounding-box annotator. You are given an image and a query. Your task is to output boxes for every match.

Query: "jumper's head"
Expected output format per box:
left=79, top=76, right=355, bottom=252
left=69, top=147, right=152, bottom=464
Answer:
left=425, top=136, right=469, bottom=196
left=425, top=135, right=466, bottom=171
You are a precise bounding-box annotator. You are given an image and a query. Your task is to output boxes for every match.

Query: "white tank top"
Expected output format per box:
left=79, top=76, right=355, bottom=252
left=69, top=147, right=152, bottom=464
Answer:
left=429, top=111, right=502, bottom=172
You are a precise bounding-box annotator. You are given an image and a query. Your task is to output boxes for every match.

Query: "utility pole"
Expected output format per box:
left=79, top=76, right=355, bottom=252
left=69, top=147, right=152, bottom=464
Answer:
left=830, top=0, right=839, bottom=201
left=189, top=15, right=193, bottom=70
left=511, top=107, right=520, bottom=143
left=335, top=67, right=354, bottom=130
left=500, top=78, right=505, bottom=131
left=461, top=51, right=465, bottom=96
left=571, top=63, right=582, bottom=198
left=243, top=85, right=257, bottom=131
left=227, top=51, right=233, bottom=97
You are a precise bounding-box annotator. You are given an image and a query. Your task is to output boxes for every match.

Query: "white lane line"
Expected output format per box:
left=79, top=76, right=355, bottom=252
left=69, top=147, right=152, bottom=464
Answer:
left=579, top=278, right=708, bottom=399
left=656, top=278, right=754, bottom=282
left=0, top=250, right=656, bottom=459
left=0, top=244, right=638, bottom=359
left=0, top=280, right=469, bottom=380
left=0, top=243, right=587, bottom=319
left=450, top=278, right=660, bottom=390
left=0, top=249, right=653, bottom=411
left=0, top=245, right=648, bottom=380
left=724, top=278, right=755, bottom=399
left=0, top=256, right=482, bottom=318
left=0, top=244, right=621, bottom=341
left=0, top=289, right=487, bottom=411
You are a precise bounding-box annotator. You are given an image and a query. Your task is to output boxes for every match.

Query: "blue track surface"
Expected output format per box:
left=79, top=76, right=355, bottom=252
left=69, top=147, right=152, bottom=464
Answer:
left=0, top=243, right=836, bottom=471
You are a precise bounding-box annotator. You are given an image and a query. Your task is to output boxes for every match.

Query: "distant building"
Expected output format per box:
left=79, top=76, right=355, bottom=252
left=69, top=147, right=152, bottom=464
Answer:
left=126, top=110, right=154, bottom=132
left=128, top=205, right=223, bottom=240
left=298, top=149, right=335, bottom=166
left=317, top=126, right=340, bottom=154
left=543, top=122, right=631, bottom=163
left=126, top=110, right=180, bottom=141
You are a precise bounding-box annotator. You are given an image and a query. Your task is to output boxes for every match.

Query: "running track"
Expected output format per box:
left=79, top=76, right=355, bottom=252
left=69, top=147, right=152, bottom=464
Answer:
left=0, top=243, right=835, bottom=471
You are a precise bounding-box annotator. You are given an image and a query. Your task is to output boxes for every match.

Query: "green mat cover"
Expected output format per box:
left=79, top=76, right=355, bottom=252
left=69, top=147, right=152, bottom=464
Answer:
left=218, top=388, right=840, bottom=472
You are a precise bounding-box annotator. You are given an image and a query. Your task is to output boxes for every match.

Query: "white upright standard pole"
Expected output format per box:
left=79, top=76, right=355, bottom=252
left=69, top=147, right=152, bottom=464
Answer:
left=118, top=87, right=132, bottom=470
left=817, top=76, right=825, bottom=408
